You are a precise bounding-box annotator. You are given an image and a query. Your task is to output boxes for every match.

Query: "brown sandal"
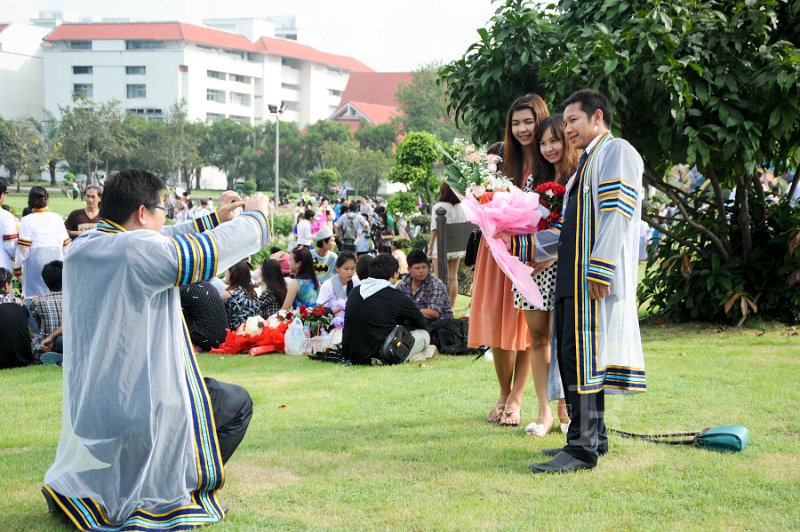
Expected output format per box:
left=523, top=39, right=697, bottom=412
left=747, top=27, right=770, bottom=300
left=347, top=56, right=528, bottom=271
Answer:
left=499, top=409, right=521, bottom=427
left=486, top=403, right=505, bottom=423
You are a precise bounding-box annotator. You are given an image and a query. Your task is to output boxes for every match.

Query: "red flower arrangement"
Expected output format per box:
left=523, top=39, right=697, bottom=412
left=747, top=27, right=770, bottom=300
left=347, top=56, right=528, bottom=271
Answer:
left=534, top=181, right=567, bottom=231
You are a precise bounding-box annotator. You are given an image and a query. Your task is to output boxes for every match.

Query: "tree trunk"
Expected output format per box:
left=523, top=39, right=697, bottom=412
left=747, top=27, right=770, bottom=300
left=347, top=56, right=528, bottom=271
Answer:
left=788, top=168, right=800, bottom=203
left=49, top=160, right=57, bottom=186
left=13, top=170, right=20, bottom=193
left=735, top=172, right=753, bottom=254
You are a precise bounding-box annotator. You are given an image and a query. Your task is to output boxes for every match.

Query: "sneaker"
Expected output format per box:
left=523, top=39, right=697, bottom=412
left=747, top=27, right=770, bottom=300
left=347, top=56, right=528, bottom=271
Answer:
left=40, top=352, right=63, bottom=366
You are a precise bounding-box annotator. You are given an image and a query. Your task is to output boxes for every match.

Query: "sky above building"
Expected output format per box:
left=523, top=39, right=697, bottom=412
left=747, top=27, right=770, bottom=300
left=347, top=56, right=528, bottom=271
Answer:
left=0, top=0, right=504, bottom=72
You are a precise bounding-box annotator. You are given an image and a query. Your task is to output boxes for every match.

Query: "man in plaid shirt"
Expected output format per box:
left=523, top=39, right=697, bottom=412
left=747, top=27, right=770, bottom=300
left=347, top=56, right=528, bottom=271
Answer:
left=31, top=260, right=63, bottom=361
left=397, top=249, right=453, bottom=325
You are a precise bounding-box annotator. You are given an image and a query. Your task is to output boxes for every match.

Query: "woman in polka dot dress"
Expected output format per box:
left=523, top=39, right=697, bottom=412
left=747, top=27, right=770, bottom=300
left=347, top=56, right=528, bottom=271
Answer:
left=510, top=115, right=579, bottom=437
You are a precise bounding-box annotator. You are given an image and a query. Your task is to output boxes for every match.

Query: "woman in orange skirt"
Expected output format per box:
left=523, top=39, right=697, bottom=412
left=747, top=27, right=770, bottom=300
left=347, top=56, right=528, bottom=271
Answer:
left=468, top=238, right=532, bottom=426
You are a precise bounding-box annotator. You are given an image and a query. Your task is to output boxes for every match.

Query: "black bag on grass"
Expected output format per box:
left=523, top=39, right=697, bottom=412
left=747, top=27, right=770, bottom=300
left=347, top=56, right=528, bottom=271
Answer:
left=428, top=318, right=473, bottom=354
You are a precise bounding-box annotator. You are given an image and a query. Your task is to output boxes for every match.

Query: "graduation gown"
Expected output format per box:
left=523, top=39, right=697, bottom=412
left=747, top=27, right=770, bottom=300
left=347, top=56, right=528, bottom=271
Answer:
left=511, top=132, right=646, bottom=394
left=43, top=210, right=269, bottom=530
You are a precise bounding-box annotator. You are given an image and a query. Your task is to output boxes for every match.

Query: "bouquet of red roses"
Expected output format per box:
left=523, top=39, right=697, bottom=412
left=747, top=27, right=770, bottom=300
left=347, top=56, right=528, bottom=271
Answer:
left=534, top=181, right=566, bottom=231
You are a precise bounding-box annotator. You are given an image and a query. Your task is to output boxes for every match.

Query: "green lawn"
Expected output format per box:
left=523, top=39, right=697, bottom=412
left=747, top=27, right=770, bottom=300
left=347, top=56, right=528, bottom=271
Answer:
left=1, top=323, right=799, bottom=530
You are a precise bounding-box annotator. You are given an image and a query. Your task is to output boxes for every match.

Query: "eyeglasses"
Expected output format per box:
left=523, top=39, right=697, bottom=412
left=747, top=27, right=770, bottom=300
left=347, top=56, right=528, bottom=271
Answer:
left=151, top=205, right=166, bottom=212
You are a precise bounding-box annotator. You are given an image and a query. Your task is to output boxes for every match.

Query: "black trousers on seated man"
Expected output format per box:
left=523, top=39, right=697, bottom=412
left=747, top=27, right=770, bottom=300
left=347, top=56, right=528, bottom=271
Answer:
left=204, top=377, right=253, bottom=464
left=555, top=297, right=607, bottom=467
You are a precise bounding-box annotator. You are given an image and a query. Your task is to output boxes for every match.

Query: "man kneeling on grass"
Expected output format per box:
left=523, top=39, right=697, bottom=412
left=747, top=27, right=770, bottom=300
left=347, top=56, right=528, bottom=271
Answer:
left=342, top=253, right=437, bottom=365
left=43, top=169, right=270, bottom=529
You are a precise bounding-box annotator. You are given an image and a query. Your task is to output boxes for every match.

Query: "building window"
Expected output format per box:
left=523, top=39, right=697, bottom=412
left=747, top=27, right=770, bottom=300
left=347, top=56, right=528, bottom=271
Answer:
left=281, top=82, right=300, bottom=91
left=207, top=70, right=226, bottom=80
left=207, top=89, right=226, bottom=103
left=73, top=84, right=93, bottom=98
left=328, top=89, right=343, bottom=97
left=126, top=40, right=165, bottom=50
left=72, top=66, right=92, bottom=75
left=69, top=41, right=92, bottom=50
left=126, top=84, right=146, bottom=99
left=126, top=66, right=146, bottom=75
left=281, top=58, right=301, bottom=69
left=229, top=73, right=250, bottom=83
left=128, top=108, right=163, bottom=120
left=206, top=113, right=225, bottom=124
left=229, top=92, right=251, bottom=106
left=229, top=115, right=250, bottom=124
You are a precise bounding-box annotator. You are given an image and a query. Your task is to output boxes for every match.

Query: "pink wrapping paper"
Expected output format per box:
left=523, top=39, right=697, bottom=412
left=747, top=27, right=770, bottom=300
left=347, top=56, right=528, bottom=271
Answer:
left=456, top=189, right=544, bottom=307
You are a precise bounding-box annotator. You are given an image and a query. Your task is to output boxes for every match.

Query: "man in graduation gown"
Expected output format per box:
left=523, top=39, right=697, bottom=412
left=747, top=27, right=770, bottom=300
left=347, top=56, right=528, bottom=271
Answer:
left=509, top=89, right=646, bottom=473
left=43, top=169, right=270, bottom=529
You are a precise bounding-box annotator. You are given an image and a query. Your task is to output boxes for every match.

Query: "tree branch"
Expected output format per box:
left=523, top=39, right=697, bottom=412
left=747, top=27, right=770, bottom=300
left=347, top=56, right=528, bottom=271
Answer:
left=641, top=213, right=707, bottom=257
left=655, top=182, right=732, bottom=260
left=752, top=171, right=768, bottom=225
left=702, top=164, right=729, bottom=224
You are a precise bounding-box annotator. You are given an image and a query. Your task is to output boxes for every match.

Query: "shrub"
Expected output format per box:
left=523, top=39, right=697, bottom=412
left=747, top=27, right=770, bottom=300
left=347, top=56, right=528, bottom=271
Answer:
left=387, top=191, right=418, bottom=217
left=639, top=191, right=800, bottom=324
left=239, top=179, right=257, bottom=196
left=272, top=214, right=294, bottom=237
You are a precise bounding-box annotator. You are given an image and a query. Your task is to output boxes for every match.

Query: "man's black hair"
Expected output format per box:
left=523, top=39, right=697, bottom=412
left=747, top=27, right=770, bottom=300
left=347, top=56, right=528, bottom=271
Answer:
left=303, top=209, right=315, bottom=220
left=0, top=183, right=7, bottom=195
left=368, top=253, right=399, bottom=280
left=28, top=186, right=49, bottom=209
left=348, top=202, right=359, bottom=213
left=406, top=248, right=428, bottom=268
left=561, top=89, right=613, bottom=129
left=0, top=267, right=11, bottom=292
left=42, top=260, right=63, bottom=292
left=99, top=169, right=165, bottom=225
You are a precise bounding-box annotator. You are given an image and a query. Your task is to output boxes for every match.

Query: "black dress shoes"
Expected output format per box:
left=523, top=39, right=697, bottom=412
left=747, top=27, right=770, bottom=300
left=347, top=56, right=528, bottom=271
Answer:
left=541, top=447, right=607, bottom=458
left=530, top=451, right=595, bottom=474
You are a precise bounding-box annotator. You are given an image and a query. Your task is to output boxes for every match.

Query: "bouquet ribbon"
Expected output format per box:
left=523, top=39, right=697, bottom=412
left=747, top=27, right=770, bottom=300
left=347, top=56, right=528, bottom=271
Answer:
left=455, top=188, right=544, bottom=307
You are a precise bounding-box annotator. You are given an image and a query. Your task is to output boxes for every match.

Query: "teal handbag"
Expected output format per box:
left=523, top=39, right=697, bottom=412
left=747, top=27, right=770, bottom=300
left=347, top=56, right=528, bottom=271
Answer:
left=611, top=425, right=750, bottom=452
left=694, top=425, right=750, bottom=452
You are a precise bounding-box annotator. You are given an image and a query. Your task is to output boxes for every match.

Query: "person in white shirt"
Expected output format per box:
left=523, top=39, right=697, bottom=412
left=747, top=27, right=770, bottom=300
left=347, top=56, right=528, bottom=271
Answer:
left=295, top=209, right=314, bottom=247
left=0, top=184, right=18, bottom=272
left=316, top=251, right=360, bottom=316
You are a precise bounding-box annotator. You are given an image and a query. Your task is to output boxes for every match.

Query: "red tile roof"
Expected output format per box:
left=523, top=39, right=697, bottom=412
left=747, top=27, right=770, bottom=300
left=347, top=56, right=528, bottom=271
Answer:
left=256, top=36, right=372, bottom=72
left=44, top=22, right=260, bottom=51
left=337, top=101, right=399, bottom=125
left=339, top=72, right=412, bottom=107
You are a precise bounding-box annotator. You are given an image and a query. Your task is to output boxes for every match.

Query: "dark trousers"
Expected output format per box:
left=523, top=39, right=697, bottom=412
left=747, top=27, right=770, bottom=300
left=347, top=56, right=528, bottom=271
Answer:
left=555, top=297, right=607, bottom=466
left=204, top=377, right=253, bottom=465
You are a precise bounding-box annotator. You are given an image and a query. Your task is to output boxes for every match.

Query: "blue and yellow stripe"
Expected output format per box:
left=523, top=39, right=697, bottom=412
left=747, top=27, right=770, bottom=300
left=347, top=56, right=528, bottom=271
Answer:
left=597, top=178, right=638, bottom=219
left=192, top=212, right=221, bottom=233
left=97, top=219, right=126, bottom=234
left=586, top=257, right=616, bottom=286
left=171, top=233, right=218, bottom=286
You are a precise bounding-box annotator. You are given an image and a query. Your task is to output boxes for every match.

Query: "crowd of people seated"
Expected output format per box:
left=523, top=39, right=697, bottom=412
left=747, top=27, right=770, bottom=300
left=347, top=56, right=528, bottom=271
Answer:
left=1, top=182, right=458, bottom=368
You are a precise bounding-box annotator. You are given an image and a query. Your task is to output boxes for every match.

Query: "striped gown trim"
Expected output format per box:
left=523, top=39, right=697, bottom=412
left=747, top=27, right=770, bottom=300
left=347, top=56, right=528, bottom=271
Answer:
left=2, top=233, right=18, bottom=241
left=192, top=212, right=220, bottom=233
left=171, top=233, right=219, bottom=286
left=572, top=133, right=646, bottom=393
left=240, top=211, right=269, bottom=246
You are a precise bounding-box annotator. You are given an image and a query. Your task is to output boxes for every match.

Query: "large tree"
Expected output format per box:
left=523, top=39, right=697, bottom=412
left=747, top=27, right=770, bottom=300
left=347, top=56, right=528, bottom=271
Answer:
left=242, top=120, right=309, bottom=196
left=394, top=64, right=466, bottom=142
left=389, top=131, right=442, bottom=210
left=441, top=0, right=800, bottom=323
left=205, top=119, right=253, bottom=190
left=0, top=117, right=43, bottom=191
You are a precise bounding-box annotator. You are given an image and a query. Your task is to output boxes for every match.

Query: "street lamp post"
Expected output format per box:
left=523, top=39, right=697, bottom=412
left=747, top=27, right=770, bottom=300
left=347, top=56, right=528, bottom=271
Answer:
left=267, top=104, right=284, bottom=205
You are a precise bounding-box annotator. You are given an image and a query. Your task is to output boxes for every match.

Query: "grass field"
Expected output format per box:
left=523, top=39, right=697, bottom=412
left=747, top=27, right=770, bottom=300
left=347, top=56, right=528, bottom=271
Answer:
left=1, top=323, right=798, bottom=530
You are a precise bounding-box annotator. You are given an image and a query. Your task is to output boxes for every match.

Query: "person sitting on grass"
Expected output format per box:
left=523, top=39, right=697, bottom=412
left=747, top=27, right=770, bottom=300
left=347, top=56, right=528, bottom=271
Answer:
left=259, top=258, right=288, bottom=318
left=0, top=267, right=34, bottom=369
left=221, top=259, right=260, bottom=330
left=282, top=246, right=319, bottom=310
left=180, top=281, right=229, bottom=351
left=342, top=253, right=436, bottom=365
left=312, top=228, right=338, bottom=286
left=30, top=260, right=64, bottom=363
left=396, top=249, right=453, bottom=325
left=316, top=251, right=359, bottom=316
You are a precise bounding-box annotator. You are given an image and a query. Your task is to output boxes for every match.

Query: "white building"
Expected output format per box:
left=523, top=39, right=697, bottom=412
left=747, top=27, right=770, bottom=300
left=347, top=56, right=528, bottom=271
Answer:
left=0, top=22, right=51, bottom=121
left=41, top=20, right=372, bottom=127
